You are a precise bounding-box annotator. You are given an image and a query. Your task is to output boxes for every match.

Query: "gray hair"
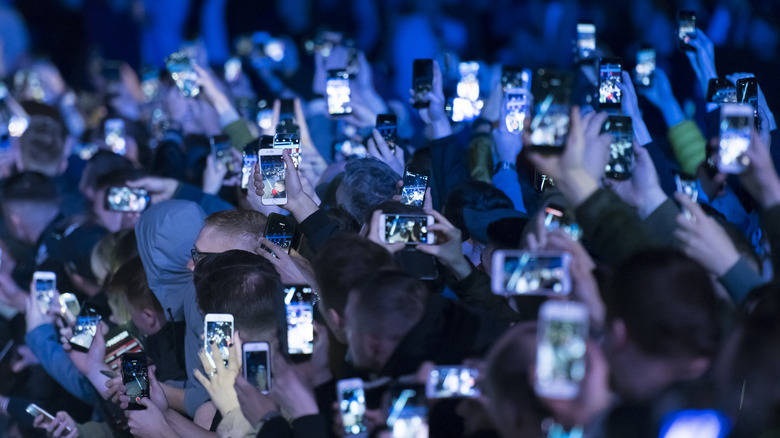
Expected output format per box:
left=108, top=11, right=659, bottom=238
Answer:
left=337, top=158, right=401, bottom=224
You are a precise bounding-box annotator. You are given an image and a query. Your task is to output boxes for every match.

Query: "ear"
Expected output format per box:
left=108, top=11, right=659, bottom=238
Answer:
left=328, top=308, right=344, bottom=332
left=141, top=307, right=159, bottom=329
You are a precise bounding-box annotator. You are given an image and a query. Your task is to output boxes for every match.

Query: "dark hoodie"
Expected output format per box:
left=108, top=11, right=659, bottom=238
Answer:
left=135, top=200, right=209, bottom=416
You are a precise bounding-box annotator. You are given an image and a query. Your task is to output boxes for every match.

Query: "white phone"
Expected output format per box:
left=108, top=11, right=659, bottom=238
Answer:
left=535, top=300, right=589, bottom=400
left=426, top=365, right=480, bottom=399
left=718, top=103, right=753, bottom=174
left=203, top=313, right=234, bottom=368
left=379, top=214, right=435, bottom=245
left=32, top=271, right=56, bottom=315
left=258, top=148, right=287, bottom=205
left=58, top=292, right=81, bottom=326
left=242, top=341, right=271, bottom=394
left=337, top=378, right=368, bottom=437
left=491, top=250, right=572, bottom=296
left=25, top=403, right=72, bottom=434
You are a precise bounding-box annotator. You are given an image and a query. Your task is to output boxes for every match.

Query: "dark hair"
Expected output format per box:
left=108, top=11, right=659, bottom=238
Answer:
left=109, top=257, right=163, bottom=314
left=338, top=158, right=400, bottom=224
left=95, top=168, right=147, bottom=191
left=194, top=250, right=282, bottom=334
left=348, top=270, right=427, bottom=341
left=1, top=171, right=59, bottom=205
left=444, top=181, right=515, bottom=241
left=81, top=151, right=135, bottom=192
left=109, top=229, right=139, bottom=274
left=19, top=115, right=67, bottom=174
left=313, top=234, right=397, bottom=314
left=604, top=248, right=721, bottom=358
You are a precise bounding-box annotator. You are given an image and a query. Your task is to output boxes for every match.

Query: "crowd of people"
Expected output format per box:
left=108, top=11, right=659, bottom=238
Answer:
left=0, top=0, right=779, bottom=437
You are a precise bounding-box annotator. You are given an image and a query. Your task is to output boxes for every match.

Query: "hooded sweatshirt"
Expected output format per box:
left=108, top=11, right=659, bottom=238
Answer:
left=135, top=200, right=209, bottom=416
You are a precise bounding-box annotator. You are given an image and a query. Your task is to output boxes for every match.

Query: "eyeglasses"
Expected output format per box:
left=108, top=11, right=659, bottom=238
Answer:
left=191, top=248, right=216, bottom=264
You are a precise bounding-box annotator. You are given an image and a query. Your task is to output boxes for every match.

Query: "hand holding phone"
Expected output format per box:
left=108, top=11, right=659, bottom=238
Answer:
left=122, top=352, right=150, bottom=410
left=677, top=11, right=697, bottom=52
left=105, top=187, right=150, bottom=212
left=26, top=403, right=74, bottom=434
left=259, top=149, right=287, bottom=205
left=337, top=378, right=368, bottom=437
left=400, top=167, right=429, bottom=208
left=263, top=213, right=295, bottom=254
left=204, top=313, right=234, bottom=368
left=166, top=51, right=200, bottom=97
left=380, top=214, right=435, bottom=245
left=283, top=285, right=317, bottom=361
left=69, top=304, right=103, bottom=352
left=243, top=342, right=271, bottom=393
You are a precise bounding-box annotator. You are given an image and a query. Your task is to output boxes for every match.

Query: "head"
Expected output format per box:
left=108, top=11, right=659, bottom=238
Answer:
left=79, top=150, right=135, bottom=201
left=187, top=209, right=267, bottom=271
left=17, top=113, right=68, bottom=177
left=194, top=250, right=283, bottom=341
left=336, top=158, right=400, bottom=224
left=61, top=223, right=108, bottom=297
left=343, top=270, right=427, bottom=372
left=0, top=172, right=60, bottom=243
left=108, top=257, right=166, bottom=334
left=92, top=168, right=147, bottom=233
left=601, top=248, right=721, bottom=402
left=312, top=234, right=398, bottom=342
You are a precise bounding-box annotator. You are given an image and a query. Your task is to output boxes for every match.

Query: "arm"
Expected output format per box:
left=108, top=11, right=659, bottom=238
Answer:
left=491, top=129, right=525, bottom=212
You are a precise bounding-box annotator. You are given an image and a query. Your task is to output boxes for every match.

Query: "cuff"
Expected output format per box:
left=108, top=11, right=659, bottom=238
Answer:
left=718, top=255, right=765, bottom=304
left=297, top=209, right=330, bottom=238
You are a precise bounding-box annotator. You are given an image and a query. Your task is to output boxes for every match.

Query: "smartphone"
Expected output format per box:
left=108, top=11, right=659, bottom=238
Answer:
left=105, top=187, right=150, bottom=212
left=32, top=271, right=56, bottom=315
left=140, top=68, right=160, bottom=102
left=598, top=58, right=622, bottom=109
left=259, top=149, right=287, bottom=205
left=543, top=203, right=582, bottom=241
left=706, top=79, right=736, bottom=104
left=334, top=140, right=367, bottom=161
left=224, top=57, right=242, bottom=83
left=58, top=292, right=80, bottom=326
left=69, top=304, right=102, bottom=353
left=576, top=22, right=596, bottom=62
left=264, top=212, right=295, bottom=254
left=104, top=328, right=143, bottom=371
left=736, top=77, right=759, bottom=128
left=122, top=352, right=149, bottom=410
left=326, top=69, right=352, bottom=116
left=241, top=140, right=260, bottom=190
left=338, top=378, right=368, bottom=437
left=273, top=133, right=301, bottom=168
left=535, top=300, right=589, bottom=399
left=530, top=69, right=572, bottom=152
left=659, top=410, right=731, bottom=438
left=376, top=114, right=397, bottom=146
left=380, top=214, right=435, bottom=245
left=504, top=87, right=529, bottom=133
left=165, top=51, right=200, bottom=98
left=535, top=170, right=555, bottom=192
left=387, top=384, right=428, bottom=438
left=455, top=61, right=481, bottom=116
left=677, top=11, right=697, bottom=51
left=211, top=135, right=235, bottom=172
left=675, top=173, right=699, bottom=221
left=718, top=104, right=753, bottom=174
left=204, top=313, right=234, bottom=368
left=26, top=404, right=72, bottom=434
left=284, top=285, right=316, bottom=360
left=490, top=250, right=572, bottom=296
left=450, top=96, right=482, bottom=123
left=635, top=45, right=656, bottom=88
left=412, top=59, right=434, bottom=109
left=104, top=118, right=126, bottom=155
left=602, top=115, right=634, bottom=180
left=401, top=167, right=429, bottom=208
left=276, top=99, right=299, bottom=136
left=243, top=342, right=271, bottom=394
left=256, top=99, right=274, bottom=131
left=501, top=66, right=531, bottom=92
left=426, top=366, right=480, bottom=399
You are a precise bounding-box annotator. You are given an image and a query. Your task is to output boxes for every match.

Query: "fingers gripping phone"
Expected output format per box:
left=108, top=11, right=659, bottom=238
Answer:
left=401, top=167, right=429, bottom=208
left=535, top=300, right=589, bottom=399
left=412, top=59, right=433, bottom=109
left=122, top=352, right=150, bottom=410
left=380, top=214, right=435, bottom=245
left=284, top=285, right=317, bottom=361
left=204, top=313, right=234, bottom=368
left=338, top=378, right=368, bottom=437
left=26, top=404, right=73, bottom=434
left=677, top=11, right=697, bottom=52
left=243, top=342, right=271, bottom=394
left=491, top=250, right=572, bottom=296
left=69, top=304, right=102, bottom=353
left=259, top=149, right=287, bottom=205
left=273, top=132, right=301, bottom=168
left=264, top=213, right=295, bottom=254
left=32, top=271, right=56, bottom=315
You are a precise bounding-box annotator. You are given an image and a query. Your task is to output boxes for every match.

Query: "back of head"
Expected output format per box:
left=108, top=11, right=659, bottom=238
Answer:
left=194, top=250, right=282, bottom=339
left=604, top=248, right=721, bottom=359
left=337, top=158, right=400, bottom=224
left=203, top=209, right=268, bottom=252
left=108, top=257, right=161, bottom=323
left=313, top=234, right=397, bottom=315
left=346, top=270, right=427, bottom=342
left=80, top=151, right=135, bottom=194
left=1, top=171, right=60, bottom=228
left=19, top=114, right=67, bottom=176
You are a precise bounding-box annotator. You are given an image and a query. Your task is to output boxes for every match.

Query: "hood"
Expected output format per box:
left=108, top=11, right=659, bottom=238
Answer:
left=135, top=200, right=206, bottom=321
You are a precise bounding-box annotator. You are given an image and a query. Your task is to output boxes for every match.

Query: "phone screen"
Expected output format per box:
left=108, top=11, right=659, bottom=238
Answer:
left=706, top=79, right=736, bottom=104
left=376, top=114, right=397, bottom=145
left=70, top=306, right=102, bottom=352
left=457, top=62, right=480, bottom=102
left=241, top=151, right=258, bottom=190
left=603, top=116, right=634, bottom=180
left=543, top=205, right=582, bottom=241
left=635, top=46, right=656, bottom=87
left=244, top=347, right=270, bottom=393
left=536, top=304, right=588, bottom=399
left=122, top=353, right=149, bottom=409
left=678, top=11, right=697, bottom=49
left=412, top=59, right=433, bottom=108
left=500, top=252, right=571, bottom=295
left=105, top=187, right=150, bottom=212
left=428, top=366, right=480, bottom=399
left=504, top=87, right=529, bottom=133
left=340, top=385, right=367, bottom=436
left=273, top=133, right=301, bottom=168
left=388, top=385, right=428, bottom=437
left=260, top=153, right=286, bottom=202
left=719, top=112, right=752, bottom=173
left=284, top=285, right=316, bottom=357
left=166, top=52, right=200, bottom=98
left=326, top=70, right=352, bottom=116
left=383, top=215, right=431, bottom=244
left=104, top=119, right=126, bottom=155
left=264, top=214, right=294, bottom=253
left=501, top=66, right=530, bottom=91
left=736, top=78, right=759, bottom=128
left=205, top=319, right=233, bottom=363
left=530, top=70, right=571, bottom=150
left=141, top=69, right=160, bottom=102
left=598, top=59, right=622, bottom=106
left=224, top=57, right=242, bottom=82
left=401, top=169, right=429, bottom=207
left=34, top=277, right=55, bottom=314
left=576, top=23, right=596, bottom=61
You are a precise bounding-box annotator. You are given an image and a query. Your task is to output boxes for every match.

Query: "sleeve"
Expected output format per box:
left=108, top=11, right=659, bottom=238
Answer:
left=760, top=204, right=780, bottom=279
left=447, top=267, right=523, bottom=322
left=718, top=256, right=765, bottom=304
left=667, top=120, right=707, bottom=176
left=153, top=130, right=188, bottom=181
left=297, top=209, right=341, bottom=254
left=291, top=415, right=329, bottom=438
left=467, top=132, right=493, bottom=183
left=492, top=168, right=526, bottom=213
left=429, top=134, right=471, bottom=210
left=172, top=182, right=234, bottom=215
left=575, top=189, right=655, bottom=265
left=222, top=119, right=257, bottom=153
left=641, top=198, right=680, bottom=247
left=23, top=324, right=99, bottom=405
